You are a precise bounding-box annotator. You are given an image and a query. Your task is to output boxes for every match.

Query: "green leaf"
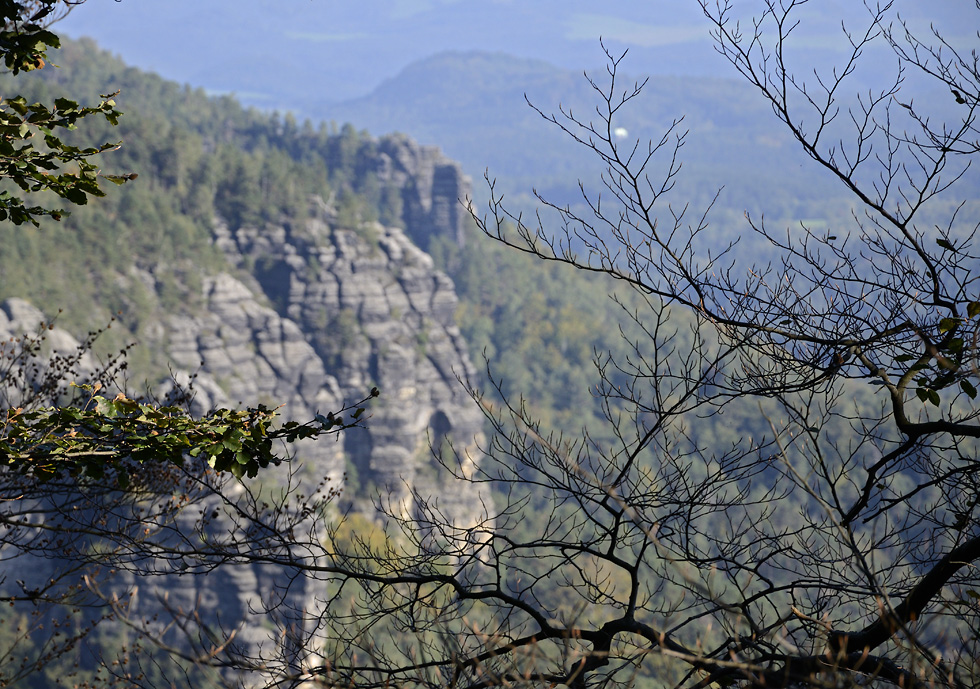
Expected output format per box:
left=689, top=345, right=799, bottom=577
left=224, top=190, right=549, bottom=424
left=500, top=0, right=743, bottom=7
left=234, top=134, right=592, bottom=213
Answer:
left=63, top=186, right=89, bottom=206
left=53, top=97, right=78, bottom=111
left=969, top=301, right=980, bottom=319
left=33, top=29, right=59, bottom=49
left=102, top=174, right=131, bottom=186
left=938, top=317, right=959, bottom=333
left=936, top=237, right=956, bottom=251
left=6, top=97, right=28, bottom=115
left=962, top=379, right=978, bottom=399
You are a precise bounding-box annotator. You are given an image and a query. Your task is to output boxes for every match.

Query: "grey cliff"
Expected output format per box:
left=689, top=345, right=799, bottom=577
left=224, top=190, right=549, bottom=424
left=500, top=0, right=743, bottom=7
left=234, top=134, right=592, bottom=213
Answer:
left=0, top=135, right=489, bottom=680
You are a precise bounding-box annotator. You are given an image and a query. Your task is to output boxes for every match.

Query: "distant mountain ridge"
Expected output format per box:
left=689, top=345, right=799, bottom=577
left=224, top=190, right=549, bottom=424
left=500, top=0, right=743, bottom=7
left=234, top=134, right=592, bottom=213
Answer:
left=326, top=50, right=839, bottom=217
left=57, top=0, right=724, bottom=106
left=326, top=47, right=975, bottom=232
left=58, top=0, right=959, bottom=110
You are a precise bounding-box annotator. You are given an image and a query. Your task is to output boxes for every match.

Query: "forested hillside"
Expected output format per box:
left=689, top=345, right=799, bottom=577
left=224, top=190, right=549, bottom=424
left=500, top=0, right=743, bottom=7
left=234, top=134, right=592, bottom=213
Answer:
left=0, top=38, right=398, bottom=330
left=0, top=38, right=785, bottom=460
left=0, top=37, right=789, bottom=684
left=0, top=35, right=952, bottom=503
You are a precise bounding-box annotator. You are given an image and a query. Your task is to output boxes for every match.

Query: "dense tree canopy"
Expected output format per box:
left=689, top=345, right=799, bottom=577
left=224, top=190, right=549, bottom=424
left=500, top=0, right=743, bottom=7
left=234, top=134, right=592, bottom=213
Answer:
left=0, top=1, right=369, bottom=483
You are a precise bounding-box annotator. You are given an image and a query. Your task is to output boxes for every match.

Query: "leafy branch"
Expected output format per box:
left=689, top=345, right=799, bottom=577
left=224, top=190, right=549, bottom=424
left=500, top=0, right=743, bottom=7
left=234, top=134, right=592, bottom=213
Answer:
left=0, top=0, right=134, bottom=226
left=0, top=383, right=379, bottom=483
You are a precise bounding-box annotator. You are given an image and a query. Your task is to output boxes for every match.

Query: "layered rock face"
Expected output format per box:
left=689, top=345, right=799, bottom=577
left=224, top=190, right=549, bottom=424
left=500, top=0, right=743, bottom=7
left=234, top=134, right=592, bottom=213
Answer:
left=2, top=132, right=481, bottom=514
left=149, top=166, right=489, bottom=676
left=374, top=133, right=473, bottom=251
left=150, top=132, right=485, bottom=524
left=194, top=215, right=486, bottom=524
left=0, top=135, right=489, bottom=678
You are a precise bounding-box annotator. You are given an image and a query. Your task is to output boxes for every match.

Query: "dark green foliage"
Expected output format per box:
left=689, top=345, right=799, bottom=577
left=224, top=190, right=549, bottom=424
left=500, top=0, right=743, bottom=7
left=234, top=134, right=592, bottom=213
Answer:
left=0, top=38, right=393, bottom=336
left=452, top=231, right=630, bottom=433
left=0, top=3, right=130, bottom=226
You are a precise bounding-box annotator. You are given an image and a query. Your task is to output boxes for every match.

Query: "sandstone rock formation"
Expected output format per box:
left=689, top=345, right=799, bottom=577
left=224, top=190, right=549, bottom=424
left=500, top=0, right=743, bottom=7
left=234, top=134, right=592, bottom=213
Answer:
left=153, top=192, right=489, bottom=680
left=373, top=133, right=473, bottom=252
left=187, top=214, right=486, bottom=525
left=0, top=134, right=489, bottom=681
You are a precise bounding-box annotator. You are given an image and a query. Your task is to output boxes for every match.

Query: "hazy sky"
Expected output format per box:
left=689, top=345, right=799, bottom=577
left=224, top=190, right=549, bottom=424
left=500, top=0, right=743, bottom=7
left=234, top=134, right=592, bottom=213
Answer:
left=55, top=2, right=974, bottom=113
left=56, top=1, right=718, bottom=106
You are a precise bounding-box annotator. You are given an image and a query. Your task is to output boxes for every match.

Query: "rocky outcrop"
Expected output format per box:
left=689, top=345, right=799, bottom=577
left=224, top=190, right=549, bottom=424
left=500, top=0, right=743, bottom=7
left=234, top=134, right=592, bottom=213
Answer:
left=0, top=195, right=489, bottom=682
left=0, top=298, right=106, bottom=410
left=168, top=213, right=487, bottom=525
left=374, top=133, right=473, bottom=252
left=144, top=210, right=489, bottom=679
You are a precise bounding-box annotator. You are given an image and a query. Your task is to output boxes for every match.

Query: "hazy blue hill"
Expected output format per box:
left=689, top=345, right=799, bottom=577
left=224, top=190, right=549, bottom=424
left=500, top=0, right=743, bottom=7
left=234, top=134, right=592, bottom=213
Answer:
left=57, top=1, right=727, bottom=107
left=326, top=50, right=850, bottom=224
left=59, top=0, right=960, bottom=113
